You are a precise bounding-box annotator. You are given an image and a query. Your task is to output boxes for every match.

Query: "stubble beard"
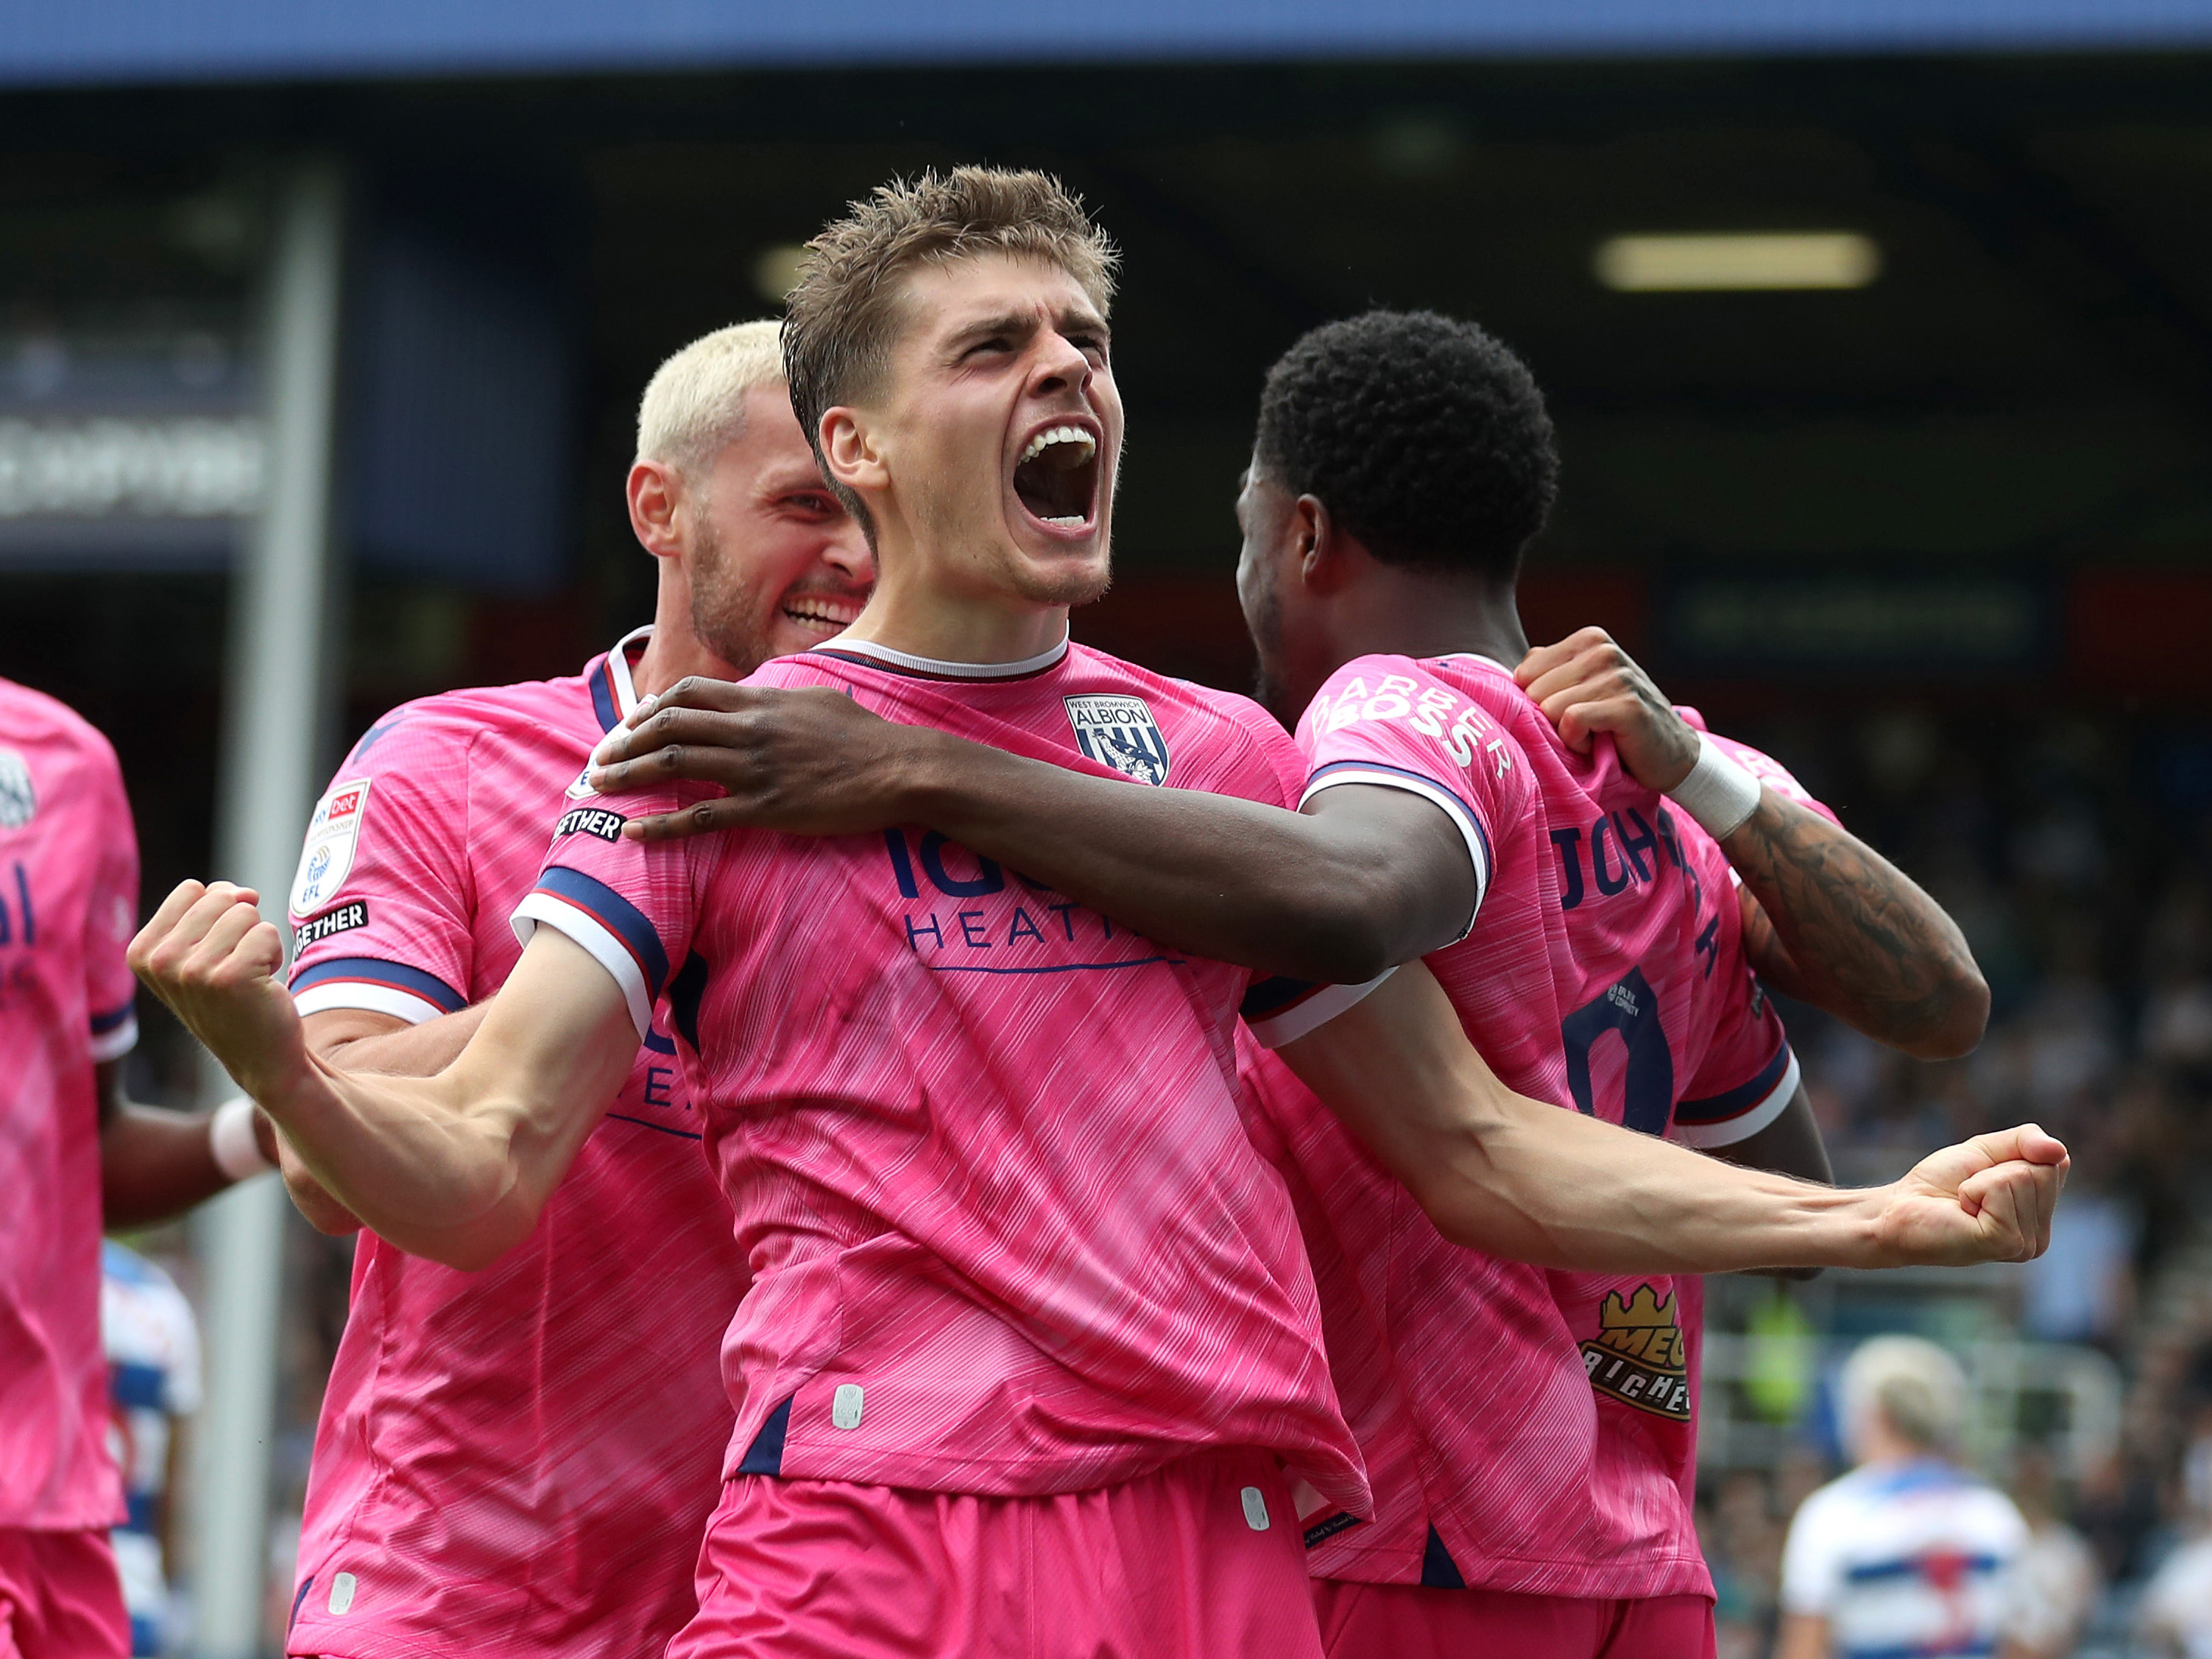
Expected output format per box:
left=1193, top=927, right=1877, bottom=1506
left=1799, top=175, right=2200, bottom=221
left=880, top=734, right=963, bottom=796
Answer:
left=685, top=511, right=777, bottom=679
left=913, top=471, right=1114, bottom=614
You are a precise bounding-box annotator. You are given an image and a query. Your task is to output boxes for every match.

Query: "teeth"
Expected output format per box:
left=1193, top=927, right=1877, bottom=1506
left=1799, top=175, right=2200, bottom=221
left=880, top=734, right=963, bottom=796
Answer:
left=784, top=601, right=861, bottom=626
left=1041, top=515, right=1085, bottom=528
left=1020, top=425, right=1097, bottom=465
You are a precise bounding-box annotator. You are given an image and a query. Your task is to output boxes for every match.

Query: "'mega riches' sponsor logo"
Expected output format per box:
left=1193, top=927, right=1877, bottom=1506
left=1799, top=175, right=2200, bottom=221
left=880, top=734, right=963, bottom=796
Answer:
left=1580, top=1284, right=1692, bottom=1421
left=556, top=805, right=628, bottom=843
left=294, top=901, right=369, bottom=949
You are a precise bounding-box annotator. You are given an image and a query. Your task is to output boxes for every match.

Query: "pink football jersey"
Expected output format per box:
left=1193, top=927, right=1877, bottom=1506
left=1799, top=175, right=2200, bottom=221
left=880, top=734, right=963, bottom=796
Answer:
left=0, top=679, right=138, bottom=1530
left=1245, top=651, right=1811, bottom=1602
left=283, top=632, right=749, bottom=1659
left=516, top=635, right=1370, bottom=1516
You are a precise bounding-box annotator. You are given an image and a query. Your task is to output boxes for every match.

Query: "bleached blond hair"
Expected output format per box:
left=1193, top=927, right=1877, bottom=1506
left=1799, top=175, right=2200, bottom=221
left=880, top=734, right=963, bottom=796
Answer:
left=634, top=320, right=788, bottom=477
left=1842, top=1335, right=1970, bottom=1458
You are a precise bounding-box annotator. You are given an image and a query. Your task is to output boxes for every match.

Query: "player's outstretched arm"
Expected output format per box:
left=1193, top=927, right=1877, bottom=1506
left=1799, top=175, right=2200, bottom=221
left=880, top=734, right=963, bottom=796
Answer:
left=1518, top=628, right=1990, bottom=1059
left=1278, top=963, right=2065, bottom=1273
left=586, top=678, right=1470, bottom=984
left=130, top=880, right=636, bottom=1269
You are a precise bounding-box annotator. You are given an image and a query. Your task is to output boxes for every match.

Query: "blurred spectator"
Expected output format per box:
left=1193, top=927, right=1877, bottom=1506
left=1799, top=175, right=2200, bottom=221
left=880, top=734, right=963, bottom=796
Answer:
left=101, top=1240, right=200, bottom=1658
left=2139, top=1455, right=2212, bottom=1659
left=2004, top=1448, right=2100, bottom=1659
left=2019, top=1178, right=2135, bottom=1351
left=1775, top=1337, right=2027, bottom=1659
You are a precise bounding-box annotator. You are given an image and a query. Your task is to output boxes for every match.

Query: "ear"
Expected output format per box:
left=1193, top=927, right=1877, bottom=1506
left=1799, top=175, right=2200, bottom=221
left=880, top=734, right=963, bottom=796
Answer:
left=1295, top=494, right=1355, bottom=594
left=627, top=460, right=685, bottom=560
left=820, top=408, right=888, bottom=498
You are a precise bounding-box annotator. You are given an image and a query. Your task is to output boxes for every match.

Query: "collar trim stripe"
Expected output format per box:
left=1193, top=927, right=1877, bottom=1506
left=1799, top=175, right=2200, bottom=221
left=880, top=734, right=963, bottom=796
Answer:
left=813, top=634, right=1070, bottom=682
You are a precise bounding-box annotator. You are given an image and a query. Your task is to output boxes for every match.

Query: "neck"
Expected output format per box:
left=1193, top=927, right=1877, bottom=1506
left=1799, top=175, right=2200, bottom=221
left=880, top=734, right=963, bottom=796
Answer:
left=1327, top=567, right=1527, bottom=674
left=631, top=576, right=738, bottom=698
left=838, top=555, right=1070, bottom=667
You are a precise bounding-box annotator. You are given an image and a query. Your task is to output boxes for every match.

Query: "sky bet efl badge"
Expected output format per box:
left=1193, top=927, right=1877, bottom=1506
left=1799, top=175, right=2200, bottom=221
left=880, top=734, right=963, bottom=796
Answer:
left=1580, top=1284, right=1693, bottom=1421
left=290, top=777, right=372, bottom=921
left=1064, top=695, right=1170, bottom=785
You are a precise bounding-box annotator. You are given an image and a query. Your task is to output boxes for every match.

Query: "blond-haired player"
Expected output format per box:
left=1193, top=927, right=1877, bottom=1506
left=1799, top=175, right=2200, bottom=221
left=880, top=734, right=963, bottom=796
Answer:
left=273, top=321, right=871, bottom=1659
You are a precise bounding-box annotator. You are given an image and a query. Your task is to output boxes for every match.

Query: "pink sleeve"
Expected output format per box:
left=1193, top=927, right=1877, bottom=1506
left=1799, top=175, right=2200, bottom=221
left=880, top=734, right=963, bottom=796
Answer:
left=1296, top=655, right=1526, bottom=937
left=82, top=739, right=141, bottom=1063
left=287, top=712, right=477, bottom=1025
left=1243, top=659, right=1530, bottom=1050
left=1671, top=927, right=1801, bottom=1151
left=510, top=779, right=718, bottom=1042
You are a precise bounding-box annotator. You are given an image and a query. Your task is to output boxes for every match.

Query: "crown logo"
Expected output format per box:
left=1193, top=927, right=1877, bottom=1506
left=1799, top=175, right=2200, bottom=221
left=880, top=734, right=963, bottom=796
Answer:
left=1600, top=1285, right=1677, bottom=1331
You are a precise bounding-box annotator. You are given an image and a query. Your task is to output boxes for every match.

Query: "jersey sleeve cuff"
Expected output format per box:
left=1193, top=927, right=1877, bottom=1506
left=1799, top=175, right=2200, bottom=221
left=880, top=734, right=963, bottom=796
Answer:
left=88, top=1002, right=138, bottom=1063
left=289, top=958, right=467, bottom=1026
left=1671, top=1047, right=1801, bottom=1148
left=511, top=869, right=669, bottom=1042
left=1243, top=968, right=1398, bottom=1050
left=1300, top=763, right=1490, bottom=945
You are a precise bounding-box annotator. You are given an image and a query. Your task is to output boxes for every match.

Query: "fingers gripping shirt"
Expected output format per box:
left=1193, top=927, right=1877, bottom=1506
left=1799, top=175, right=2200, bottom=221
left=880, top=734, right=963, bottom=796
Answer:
left=0, top=679, right=139, bottom=1530
left=280, top=640, right=748, bottom=1659
left=1250, top=652, right=1811, bottom=1601
left=518, top=640, right=1369, bottom=1515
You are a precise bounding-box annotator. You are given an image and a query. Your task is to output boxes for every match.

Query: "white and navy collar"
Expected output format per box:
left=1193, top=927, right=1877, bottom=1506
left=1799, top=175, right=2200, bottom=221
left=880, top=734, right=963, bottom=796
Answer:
left=588, top=625, right=654, bottom=733
left=813, top=632, right=1070, bottom=682
left=1436, top=650, right=1515, bottom=676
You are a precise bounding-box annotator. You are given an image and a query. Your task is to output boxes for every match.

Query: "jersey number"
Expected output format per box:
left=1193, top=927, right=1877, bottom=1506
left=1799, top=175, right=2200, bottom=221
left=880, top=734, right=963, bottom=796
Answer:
left=1560, top=967, right=1673, bottom=1137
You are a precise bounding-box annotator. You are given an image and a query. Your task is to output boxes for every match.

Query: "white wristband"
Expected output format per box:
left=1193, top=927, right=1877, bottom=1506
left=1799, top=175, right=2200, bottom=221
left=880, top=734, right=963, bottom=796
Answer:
left=1667, top=733, right=1763, bottom=838
left=209, top=1096, right=275, bottom=1183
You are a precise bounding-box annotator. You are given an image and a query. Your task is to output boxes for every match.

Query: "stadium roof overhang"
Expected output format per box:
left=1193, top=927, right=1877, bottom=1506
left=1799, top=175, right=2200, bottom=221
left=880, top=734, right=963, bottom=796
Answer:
left=8, top=0, right=2212, bottom=88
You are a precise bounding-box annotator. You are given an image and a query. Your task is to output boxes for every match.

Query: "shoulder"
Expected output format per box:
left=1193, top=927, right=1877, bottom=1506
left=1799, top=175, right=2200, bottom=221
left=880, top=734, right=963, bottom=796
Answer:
left=1678, top=714, right=1829, bottom=814
left=0, top=678, right=123, bottom=782
left=1789, top=1470, right=1873, bottom=1538
left=337, top=673, right=595, bottom=780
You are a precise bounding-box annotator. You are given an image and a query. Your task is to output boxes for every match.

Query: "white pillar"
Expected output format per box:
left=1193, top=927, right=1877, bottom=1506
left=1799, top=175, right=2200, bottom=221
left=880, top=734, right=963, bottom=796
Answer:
left=188, top=157, right=346, bottom=1659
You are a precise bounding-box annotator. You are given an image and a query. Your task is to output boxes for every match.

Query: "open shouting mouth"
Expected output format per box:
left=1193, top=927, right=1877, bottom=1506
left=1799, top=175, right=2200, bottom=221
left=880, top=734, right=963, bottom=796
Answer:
left=1011, top=420, right=1101, bottom=537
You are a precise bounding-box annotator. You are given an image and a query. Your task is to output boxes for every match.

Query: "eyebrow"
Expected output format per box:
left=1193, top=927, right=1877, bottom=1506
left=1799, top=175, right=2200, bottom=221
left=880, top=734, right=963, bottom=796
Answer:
left=944, top=308, right=1111, bottom=353
left=947, top=312, right=1036, bottom=352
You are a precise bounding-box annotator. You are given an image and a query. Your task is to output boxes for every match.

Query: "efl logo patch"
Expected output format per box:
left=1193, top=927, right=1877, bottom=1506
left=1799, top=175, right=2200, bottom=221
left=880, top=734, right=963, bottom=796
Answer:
left=1579, top=1284, right=1692, bottom=1421
left=290, top=777, right=372, bottom=920
left=294, top=900, right=370, bottom=949
left=1064, top=695, right=1170, bottom=785
left=565, top=767, right=597, bottom=802
left=556, top=805, right=628, bottom=843
left=0, top=747, right=34, bottom=830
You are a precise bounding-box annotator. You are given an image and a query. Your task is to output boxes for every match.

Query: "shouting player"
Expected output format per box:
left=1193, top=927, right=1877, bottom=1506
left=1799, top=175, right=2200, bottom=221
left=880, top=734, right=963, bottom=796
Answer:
left=585, top=310, right=2000, bottom=1655
left=133, top=171, right=2060, bottom=1658
left=273, top=322, right=862, bottom=1659
left=1, top=678, right=280, bottom=1659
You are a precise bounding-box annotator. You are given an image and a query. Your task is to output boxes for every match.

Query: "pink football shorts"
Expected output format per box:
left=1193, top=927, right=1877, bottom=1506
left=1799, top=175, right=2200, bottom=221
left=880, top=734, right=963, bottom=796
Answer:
left=1314, top=1577, right=1717, bottom=1659
left=671, top=1448, right=1325, bottom=1659
left=0, top=1527, right=128, bottom=1659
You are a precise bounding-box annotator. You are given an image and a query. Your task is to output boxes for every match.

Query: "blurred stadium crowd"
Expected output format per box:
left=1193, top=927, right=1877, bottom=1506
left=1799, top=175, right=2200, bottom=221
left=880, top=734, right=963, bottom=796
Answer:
left=1692, top=701, right=2212, bottom=1658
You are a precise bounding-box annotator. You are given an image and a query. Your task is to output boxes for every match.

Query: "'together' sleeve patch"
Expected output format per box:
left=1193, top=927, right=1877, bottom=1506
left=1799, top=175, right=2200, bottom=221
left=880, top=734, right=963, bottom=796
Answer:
left=293, top=900, right=370, bottom=949
left=555, top=804, right=629, bottom=843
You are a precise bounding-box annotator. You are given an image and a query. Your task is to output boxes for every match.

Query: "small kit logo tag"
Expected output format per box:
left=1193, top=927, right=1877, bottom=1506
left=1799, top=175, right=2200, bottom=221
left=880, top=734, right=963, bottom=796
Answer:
left=1064, top=694, right=1170, bottom=785
left=1580, top=1284, right=1692, bottom=1421
left=291, top=778, right=372, bottom=919
left=556, top=805, right=628, bottom=843
left=0, top=747, right=35, bottom=830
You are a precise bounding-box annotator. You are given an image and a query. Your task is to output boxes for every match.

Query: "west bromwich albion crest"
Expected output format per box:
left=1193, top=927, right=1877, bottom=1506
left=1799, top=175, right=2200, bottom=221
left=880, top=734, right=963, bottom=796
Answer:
left=1064, top=695, right=1170, bottom=785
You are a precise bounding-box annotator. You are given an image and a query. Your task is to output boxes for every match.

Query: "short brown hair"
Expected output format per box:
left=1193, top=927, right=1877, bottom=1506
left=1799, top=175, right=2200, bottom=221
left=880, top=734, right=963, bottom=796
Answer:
left=782, top=166, right=1119, bottom=532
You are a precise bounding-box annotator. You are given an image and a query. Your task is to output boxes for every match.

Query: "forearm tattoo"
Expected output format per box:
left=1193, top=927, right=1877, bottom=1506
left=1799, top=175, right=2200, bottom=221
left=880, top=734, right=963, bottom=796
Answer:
left=1726, top=793, right=1984, bottom=1053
